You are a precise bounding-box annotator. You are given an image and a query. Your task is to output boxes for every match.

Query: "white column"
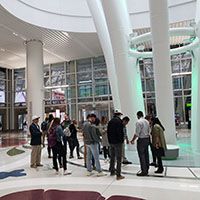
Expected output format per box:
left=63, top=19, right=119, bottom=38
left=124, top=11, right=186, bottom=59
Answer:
left=26, top=40, right=44, bottom=127
left=191, top=0, right=200, bottom=152
left=101, top=0, right=145, bottom=136
left=86, top=0, right=120, bottom=110
left=149, top=0, right=176, bottom=144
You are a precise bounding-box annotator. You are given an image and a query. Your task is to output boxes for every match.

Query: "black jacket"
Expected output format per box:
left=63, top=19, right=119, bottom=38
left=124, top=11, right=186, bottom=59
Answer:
left=29, top=122, right=42, bottom=145
left=69, top=124, right=77, bottom=139
left=107, top=116, right=124, bottom=144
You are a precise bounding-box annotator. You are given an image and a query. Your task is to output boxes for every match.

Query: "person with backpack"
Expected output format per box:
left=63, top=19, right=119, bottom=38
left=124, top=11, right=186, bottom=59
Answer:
left=41, top=117, right=48, bottom=148
left=48, top=117, right=72, bottom=175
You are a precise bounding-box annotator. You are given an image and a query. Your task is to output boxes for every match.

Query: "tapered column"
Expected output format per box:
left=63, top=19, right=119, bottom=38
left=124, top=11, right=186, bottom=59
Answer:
left=26, top=40, right=44, bottom=128
left=191, top=0, right=200, bottom=152
left=149, top=0, right=176, bottom=144
left=101, top=0, right=144, bottom=136
left=86, top=0, right=121, bottom=109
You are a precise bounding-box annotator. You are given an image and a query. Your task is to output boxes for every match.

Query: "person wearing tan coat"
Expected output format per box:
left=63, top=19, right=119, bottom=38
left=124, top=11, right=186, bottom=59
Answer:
left=151, top=117, right=167, bottom=174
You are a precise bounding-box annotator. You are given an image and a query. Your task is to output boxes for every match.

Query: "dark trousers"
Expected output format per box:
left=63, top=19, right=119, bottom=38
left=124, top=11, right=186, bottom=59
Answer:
left=47, top=145, right=52, bottom=157
left=150, top=142, right=156, bottom=164
left=109, top=143, right=122, bottom=177
left=137, top=138, right=150, bottom=174
left=70, top=138, right=80, bottom=157
left=157, top=156, right=163, bottom=171
left=103, top=146, right=110, bottom=159
left=52, top=142, right=67, bottom=171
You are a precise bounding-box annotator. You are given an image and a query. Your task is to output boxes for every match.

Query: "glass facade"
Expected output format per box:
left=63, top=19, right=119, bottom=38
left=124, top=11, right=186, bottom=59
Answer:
left=0, top=53, right=193, bottom=129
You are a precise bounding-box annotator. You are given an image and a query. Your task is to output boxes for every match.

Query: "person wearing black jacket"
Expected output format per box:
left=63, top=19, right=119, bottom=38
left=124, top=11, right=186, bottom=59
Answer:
left=30, top=115, right=43, bottom=168
left=107, top=109, right=124, bottom=180
left=69, top=120, right=82, bottom=159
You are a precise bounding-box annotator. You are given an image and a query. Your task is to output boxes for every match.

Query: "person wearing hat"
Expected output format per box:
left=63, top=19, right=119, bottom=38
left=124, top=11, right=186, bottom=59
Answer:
left=29, top=115, right=43, bottom=168
left=107, top=109, right=125, bottom=180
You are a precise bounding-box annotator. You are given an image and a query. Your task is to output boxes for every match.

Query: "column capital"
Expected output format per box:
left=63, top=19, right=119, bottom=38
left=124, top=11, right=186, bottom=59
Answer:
left=24, top=39, right=44, bottom=46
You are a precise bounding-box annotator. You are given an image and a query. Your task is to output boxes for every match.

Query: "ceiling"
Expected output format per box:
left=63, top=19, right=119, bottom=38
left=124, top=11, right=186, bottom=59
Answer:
left=0, top=5, right=195, bottom=69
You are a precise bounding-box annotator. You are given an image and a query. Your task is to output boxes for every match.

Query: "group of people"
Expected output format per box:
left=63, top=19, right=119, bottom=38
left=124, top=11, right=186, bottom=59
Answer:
left=29, top=109, right=167, bottom=180
left=29, top=113, right=82, bottom=175
left=83, top=109, right=167, bottom=180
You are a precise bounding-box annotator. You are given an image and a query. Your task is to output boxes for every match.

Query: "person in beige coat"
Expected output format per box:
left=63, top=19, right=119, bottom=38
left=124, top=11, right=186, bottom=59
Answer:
left=150, top=117, right=167, bottom=174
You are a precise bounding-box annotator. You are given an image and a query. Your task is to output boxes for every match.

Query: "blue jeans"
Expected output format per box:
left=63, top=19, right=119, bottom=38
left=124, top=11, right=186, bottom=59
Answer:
left=86, top=143, right=102, bottom=173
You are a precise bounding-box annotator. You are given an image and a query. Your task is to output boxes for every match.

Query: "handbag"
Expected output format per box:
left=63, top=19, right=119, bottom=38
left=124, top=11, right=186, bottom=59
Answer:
left=154, top=146, right=165, bottom=157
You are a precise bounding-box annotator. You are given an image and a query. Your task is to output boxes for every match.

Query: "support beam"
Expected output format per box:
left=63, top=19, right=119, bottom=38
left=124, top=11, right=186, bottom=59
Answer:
left=149, top=0, right=176, bottom=144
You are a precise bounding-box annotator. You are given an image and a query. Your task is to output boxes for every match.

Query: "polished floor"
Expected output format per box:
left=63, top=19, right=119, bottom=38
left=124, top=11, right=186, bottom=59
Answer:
left=0, top=130, right=200, bottom=200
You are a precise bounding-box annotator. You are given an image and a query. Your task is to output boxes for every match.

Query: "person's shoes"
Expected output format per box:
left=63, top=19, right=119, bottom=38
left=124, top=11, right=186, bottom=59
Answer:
left=55, top=170, right=59, bottom=175
left=136, top=172, right=148, bottom=176
left=48, top=155, right=52, bottom=158
left=122, top=161, right=132, bottom=164
left=116, top=175, right=125, bottom=180
left=150, top=162, right=158, bottom=167
left=154, top=169, right=164, bottom=174
left=36, top=164, right=43, bottom=167
left=78, top=156, right=83, bottom=159
left=63, top=170, right=72, bottom=175
left=69, top=155, right=74, bottom=159
left=96, top=172, right=107, bottom=177
left=110, top=172, right=116, bottom=176
left=30, top=164, right=37, bottom=168
left=87, top=171, right=94, bottom=176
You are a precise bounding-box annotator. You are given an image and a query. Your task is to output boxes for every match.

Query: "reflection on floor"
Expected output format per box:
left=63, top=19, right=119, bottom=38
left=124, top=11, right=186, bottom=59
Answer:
left=0, top=129, right=200, bottom=200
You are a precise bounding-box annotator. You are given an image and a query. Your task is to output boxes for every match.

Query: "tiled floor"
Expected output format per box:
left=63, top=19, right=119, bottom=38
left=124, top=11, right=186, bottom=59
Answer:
left=0, top=129, right=200, bottom=200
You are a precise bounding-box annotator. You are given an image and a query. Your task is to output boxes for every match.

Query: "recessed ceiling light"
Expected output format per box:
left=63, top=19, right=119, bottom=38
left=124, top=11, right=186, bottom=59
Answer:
left=0, top=48, right=5, bottom=52
left=13, top=32, right=18, bottom=36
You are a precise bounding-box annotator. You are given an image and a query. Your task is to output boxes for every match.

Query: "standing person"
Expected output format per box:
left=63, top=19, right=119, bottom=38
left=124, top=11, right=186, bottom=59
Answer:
left=30, top=115, right=43, bottom=168
left=61, top=113, right=72, bottom=154
left=69, top=120, right=83, bottom=159
left=150, top=117, right=167, bottom=173
left=83, top=113, right=106, bottom=177
left=131, top=111, right=150, bottom=176
left=49, top=117, right=72, bottom=175
left=122, top=116, right=132, bottom=164
left=107, top=109, right=124, bottom=180
left=145, top=115, right=157, bottom=167
left=100, top=116, right=110, bottom=162
left=41, top=117, right=48, bottom=148
left=46, top=114, right=54, bottom=158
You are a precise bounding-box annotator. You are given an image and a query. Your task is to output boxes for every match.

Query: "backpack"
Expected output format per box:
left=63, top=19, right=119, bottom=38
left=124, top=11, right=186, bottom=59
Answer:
left=41, top=121, right=47, bottom=131
left=48, top=125, right=59, bottom=147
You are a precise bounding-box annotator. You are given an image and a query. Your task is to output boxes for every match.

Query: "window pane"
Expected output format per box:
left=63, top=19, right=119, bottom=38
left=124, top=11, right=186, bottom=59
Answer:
left=44, top=90, right=51, bottom=100
left=52, top=88, right=66, bottom=100
left=94, top=70, right=107, bottom=83
left=14, top=69, right=25, bottom=79
left=77, top=72, right=92, bottom=84
left=140, top=64, right=144, bottom=79
left=144, top=64, right=154, bottom=77
left=66, top=61, right=75, bottom=73
left=67, top=86, right=76, bottom=99
left=93, top=56, right=106, bottom=70
left=0, top=80, right=6, bottom=90
left=146, top=78, right=154, bottom=91
left=183, top=75, right=191, bottom=89
left=147, top=99, right=156, bottom=116
left=44, top=66, right=49, bottom=76
left=66, top=74, right=75, bottom=85
left=15, top=91, right=26, bottom=103
left=51, top=75, right=65, bottom=86
left=77, top=58, right=91, bottom=72
left=44, top=77, right=50, bottom=87
left=171, top=60, right=181, bottom=73
left=78, top=85, right=92, bottom=97
left=0, top=68, right=6, bottom=79
left=174, top=97, right=184, bottom=122
left=173, top=76, right=182, bottom=89
left=95, top=84, right=108, bottom=96
left=0, top=91, right=5, bottom=102
left=181, top=59, right=191, bottom=72
left=51, top=63, right=64, bottom=75
left=15, top=79, right=25, bottom=91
